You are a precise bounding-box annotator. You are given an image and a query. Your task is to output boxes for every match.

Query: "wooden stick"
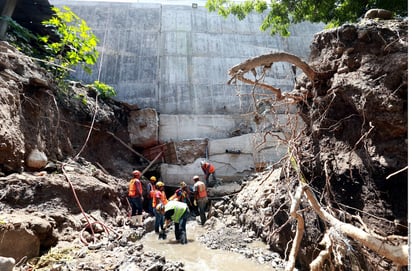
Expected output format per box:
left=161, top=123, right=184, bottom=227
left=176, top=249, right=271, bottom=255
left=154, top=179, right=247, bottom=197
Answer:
left=106, top=131, right=150, bottom=163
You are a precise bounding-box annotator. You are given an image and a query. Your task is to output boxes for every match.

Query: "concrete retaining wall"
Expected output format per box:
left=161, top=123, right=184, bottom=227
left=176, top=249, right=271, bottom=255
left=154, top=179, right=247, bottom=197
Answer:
left=50, top=0, right=321, bottom=181
left=50, top=0, right=324, bottom=117
left=160, top=132, right=287, bottom=185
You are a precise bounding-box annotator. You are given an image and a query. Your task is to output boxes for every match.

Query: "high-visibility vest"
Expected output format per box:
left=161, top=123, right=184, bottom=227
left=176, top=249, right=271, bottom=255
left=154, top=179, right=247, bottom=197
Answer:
left=169, top=188, right=188, bottom=202
left=165, top=201, right=188, bottom=223
left=202, top=162, right=215, bottom=174
left=148, top=183, right=156, bottom=198
left=194, top=181, right=207, bottom=199
left=128, top=178, right=142, bottom=197
left=152, top=190, right=169, bottom=207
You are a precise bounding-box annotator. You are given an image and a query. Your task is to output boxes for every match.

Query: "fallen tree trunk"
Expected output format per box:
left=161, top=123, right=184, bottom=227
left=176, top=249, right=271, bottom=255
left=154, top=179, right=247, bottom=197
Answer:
left=302, top=184, right=408, bottom=267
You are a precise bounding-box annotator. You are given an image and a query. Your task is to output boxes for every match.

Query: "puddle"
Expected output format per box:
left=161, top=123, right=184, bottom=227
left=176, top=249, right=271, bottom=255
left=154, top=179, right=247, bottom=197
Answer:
left=141, top=221, right=276, bottom=271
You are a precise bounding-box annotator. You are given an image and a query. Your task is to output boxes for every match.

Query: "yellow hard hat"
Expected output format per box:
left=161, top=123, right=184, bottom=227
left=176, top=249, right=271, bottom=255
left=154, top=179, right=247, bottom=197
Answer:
left=150, top=176, right=157, bottom=181
left=156, top=181, right=165, bottom=187
left=180, top=181, right=187, bottom=188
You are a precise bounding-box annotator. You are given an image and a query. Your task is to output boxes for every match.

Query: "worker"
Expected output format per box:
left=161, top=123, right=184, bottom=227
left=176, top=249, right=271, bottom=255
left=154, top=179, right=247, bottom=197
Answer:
left=152, top=181, right=168, bottom=233
left=157, top=200, right=190, bottom=244
left=200, top=160, right=217, bottom=187
left=192, top=175, right=208, bottom=225
left=169, top=181, right=191, bottom=205
left=127, top=170, right=144, bottom=227
left=146, top=176, right=157, bottom=216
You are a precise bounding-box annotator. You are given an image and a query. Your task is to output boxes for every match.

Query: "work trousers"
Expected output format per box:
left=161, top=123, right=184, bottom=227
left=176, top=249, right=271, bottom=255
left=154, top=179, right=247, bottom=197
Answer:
left=174, top=208, right=190, bottom=244
left=205, top=172, right=217, bottom=186
left=128, top=196, right=143, bottom=216
left=196, top=197, right=208, bottom=225
left=154, top=207, right=165, bottom=232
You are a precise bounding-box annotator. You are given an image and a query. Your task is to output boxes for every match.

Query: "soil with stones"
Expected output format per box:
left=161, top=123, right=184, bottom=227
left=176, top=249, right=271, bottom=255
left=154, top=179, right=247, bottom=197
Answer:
left=0, top=15, right=408, bottom=271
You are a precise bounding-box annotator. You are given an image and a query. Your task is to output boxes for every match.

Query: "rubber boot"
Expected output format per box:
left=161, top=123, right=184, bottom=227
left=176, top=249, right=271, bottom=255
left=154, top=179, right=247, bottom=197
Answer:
left=180, top=231, right=187, bottom=244
left=137, top=215, right=143, bottom=227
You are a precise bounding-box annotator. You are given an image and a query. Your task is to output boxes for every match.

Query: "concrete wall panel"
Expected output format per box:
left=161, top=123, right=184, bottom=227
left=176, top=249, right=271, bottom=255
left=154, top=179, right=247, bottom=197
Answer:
left=51, top=0, right=325, bottom=117
left=50, top=0, right=318, bottom=179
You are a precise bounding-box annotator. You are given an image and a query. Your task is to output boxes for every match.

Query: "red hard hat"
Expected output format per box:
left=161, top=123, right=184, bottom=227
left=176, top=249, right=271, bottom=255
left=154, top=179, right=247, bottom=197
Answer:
left=132, top=170, right=141, bottom=177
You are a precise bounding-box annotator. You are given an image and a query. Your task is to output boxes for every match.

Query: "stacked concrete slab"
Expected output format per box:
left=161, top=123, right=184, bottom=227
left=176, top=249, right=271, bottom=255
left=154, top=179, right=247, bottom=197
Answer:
left=50, top=0, right=324, bottom=183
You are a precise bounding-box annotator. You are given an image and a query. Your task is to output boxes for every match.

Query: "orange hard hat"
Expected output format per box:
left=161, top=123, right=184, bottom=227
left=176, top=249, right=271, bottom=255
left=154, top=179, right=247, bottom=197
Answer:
left=132, top=170, right=141, bottom=177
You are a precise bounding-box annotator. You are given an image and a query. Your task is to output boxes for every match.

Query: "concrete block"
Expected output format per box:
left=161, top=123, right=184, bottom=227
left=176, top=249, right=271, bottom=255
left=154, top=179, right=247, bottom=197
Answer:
left=128, top=108, right=159, bottom=148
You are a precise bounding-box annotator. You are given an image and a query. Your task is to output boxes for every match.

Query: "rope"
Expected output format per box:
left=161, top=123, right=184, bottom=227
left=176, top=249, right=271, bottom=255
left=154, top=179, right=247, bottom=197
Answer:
left=62, top=165, right=96, bottom=245
left=62, top=164, right=120, bottom=245
left=73, top=94, right=99, bottom=160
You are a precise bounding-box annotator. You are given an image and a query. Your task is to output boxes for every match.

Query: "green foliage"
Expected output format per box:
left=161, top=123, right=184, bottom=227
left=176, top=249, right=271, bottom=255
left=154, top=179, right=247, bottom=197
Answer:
left=205, top=0, right=408, bottom=36
left=1, top=16, right=40, bottom=56
left=3, top=7, right=117, bottom=100
left=88, top=80, right=117, bottom=98
left=40, top=6, right=99, bottom=79
left=77, top=93, right=88, bottom=105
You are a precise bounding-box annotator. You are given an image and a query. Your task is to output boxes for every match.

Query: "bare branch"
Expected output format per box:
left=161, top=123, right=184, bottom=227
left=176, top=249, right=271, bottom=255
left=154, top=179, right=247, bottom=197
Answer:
left=285, top=185, right=305, bottom=271
left=310, top=229, right=333, bottom=271
left=303, top=185, right=408, bottom=266
left=227, top=52, right=333, bottom=101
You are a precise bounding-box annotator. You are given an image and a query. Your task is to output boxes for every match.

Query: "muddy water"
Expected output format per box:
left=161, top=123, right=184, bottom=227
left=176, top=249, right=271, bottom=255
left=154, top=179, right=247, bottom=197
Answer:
left=142, top=221, right=275, bottom=271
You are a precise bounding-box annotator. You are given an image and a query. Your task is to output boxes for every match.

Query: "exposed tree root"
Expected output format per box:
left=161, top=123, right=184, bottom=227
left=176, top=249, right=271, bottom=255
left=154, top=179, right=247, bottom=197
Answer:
left=309, top=229, right=333, bottom=271
left=285, top=185, right=305, bottom=271
left=303, top=185, right=408, bottom=267
left=227, top=52, right=333, bottom=101
left=229, top=50, right=407, bottom=270
left=286, top=182, right=409, bottom=269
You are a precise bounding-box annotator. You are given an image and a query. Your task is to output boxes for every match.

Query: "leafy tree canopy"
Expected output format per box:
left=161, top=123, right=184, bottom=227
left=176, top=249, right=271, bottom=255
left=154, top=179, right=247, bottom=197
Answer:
left=4, top=6, right=116, bottom=98
left=39, top=6, right=99, bottom=78
left=205, top=0, right=407, bottom=36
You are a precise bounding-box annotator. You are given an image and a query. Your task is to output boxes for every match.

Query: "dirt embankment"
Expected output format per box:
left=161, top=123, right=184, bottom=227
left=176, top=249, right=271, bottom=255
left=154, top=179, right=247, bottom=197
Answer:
left=222, top=18, right=407, bottom=270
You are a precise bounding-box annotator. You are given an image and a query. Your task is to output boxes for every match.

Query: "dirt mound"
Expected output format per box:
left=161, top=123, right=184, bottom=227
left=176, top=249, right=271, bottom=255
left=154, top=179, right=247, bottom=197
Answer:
left=223, top=18, right=408, bottom=271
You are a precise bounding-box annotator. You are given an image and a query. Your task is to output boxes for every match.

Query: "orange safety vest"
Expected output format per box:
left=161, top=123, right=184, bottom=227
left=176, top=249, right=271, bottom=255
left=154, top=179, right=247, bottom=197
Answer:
left=194, top=181, right=207, bottom=199
left=202, top=162, right=215, bottom=174
left=128, top=178, right=142, bottom=197
left=169, top=188, right=187, bottom=202
left=149, top=183, right=156, bottom=198
left=152, top=190, right=168, bottom=207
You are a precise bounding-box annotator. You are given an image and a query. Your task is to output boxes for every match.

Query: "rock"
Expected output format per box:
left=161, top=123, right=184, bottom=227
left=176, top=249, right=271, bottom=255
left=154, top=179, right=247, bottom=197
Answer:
left=128, top=108, right=159, bottom=148
left=118, top=262, right=143, bottom=271
left=0, top=257, right=15, bottom=271
left=364, top=9, right=393, bottom=20
left=0, top=213, right=57, bottom=262
left=26, top=148, right=48, bottom=169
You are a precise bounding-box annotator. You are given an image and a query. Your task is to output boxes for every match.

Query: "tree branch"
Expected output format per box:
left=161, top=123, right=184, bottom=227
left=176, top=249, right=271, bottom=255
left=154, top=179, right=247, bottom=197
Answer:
left=303, top=185, right=408, bottom=266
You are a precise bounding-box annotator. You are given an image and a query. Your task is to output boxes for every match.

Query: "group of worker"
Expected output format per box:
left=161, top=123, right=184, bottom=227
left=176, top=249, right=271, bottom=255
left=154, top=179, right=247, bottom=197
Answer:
left=127, top=160, right=214, bottom=245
